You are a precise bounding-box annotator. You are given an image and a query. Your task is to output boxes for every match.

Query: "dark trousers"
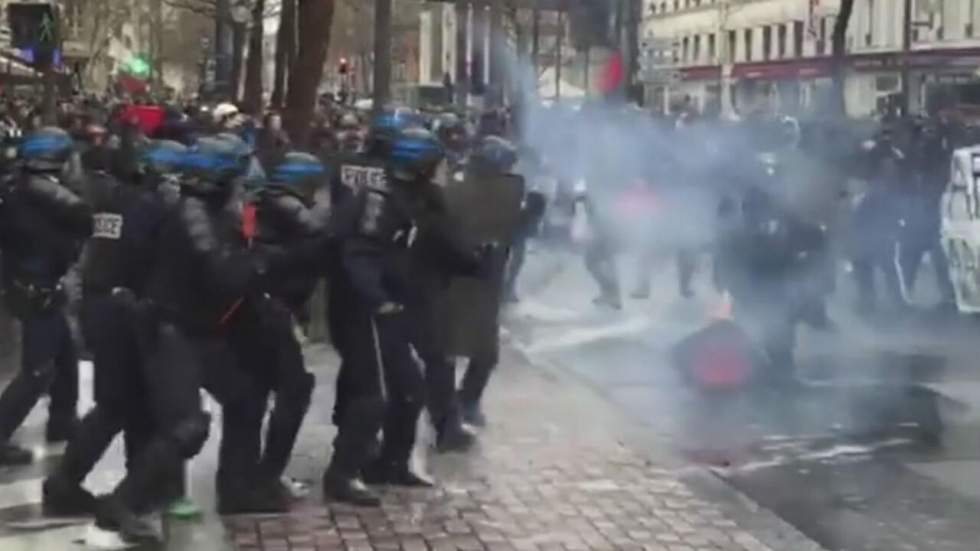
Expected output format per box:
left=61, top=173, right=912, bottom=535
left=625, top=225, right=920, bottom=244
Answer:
left=108, top=322, right=211, bottom=511
left=853, top=242, right=904, bottom=312
left=0, top=307, right=78, bottom=444
left=328, top=295, right=423, bottom=476
left=226, top=298, right=314, bottom=485
left=585, top=237, right=620, bottom=301
left=53, top=294, right=162, bottom=500
left=897, top=231, right=955, bottom=305
left=457, top=358, right=494, bottom=408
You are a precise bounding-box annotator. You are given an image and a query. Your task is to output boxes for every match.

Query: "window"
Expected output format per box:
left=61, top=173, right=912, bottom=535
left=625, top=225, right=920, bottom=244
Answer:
left=728, top=30, right=737, bottom=62
left=682, top=36, right=690, bottom=62
left=793, top=21, right=804, bottom=57
left=674, top=0, right=679, bottom=11
left=778, top=24, right=787, bottom=58
left=693, top=35, right=701, bottom=63
left=661, top=2, right=667, bottom=14
left=762, top=26, right=772, bottom=60
left=744, top=29, right=754, bottom=61
left=708, top=33, right=716, bottom=61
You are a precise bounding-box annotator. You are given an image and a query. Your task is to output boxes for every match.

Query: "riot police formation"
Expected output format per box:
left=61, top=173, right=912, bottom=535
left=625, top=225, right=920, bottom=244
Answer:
left=0, top=93, right=974, bottom=545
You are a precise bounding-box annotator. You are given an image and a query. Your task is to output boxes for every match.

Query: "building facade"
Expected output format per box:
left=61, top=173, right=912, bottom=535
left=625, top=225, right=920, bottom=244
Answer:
left=642, top=0, right=980, bottom=118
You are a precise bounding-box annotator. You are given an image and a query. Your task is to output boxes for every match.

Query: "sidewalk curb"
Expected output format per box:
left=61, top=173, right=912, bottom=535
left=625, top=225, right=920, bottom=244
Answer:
left=505, top=335, right=829, bottom=551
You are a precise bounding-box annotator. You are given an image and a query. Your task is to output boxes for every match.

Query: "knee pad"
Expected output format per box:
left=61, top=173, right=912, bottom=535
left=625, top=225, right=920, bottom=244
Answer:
left=170, top=412, right=211, bottom=459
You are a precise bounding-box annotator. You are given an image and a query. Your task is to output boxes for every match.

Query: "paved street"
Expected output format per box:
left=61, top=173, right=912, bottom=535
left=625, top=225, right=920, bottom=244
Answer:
left=0, top=296, right=820, bottom=550
left=507, top=247, right=980, bottom=551
left=3, top=246, right=979, bottom=550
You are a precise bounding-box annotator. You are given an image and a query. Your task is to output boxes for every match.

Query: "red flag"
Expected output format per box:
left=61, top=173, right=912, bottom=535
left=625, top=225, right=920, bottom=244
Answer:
left=599, top=50, right=625, bottom=96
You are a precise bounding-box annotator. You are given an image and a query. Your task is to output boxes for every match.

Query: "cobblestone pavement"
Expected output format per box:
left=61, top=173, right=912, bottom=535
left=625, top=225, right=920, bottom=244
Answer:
left=223, top=343, right=818, bottom=551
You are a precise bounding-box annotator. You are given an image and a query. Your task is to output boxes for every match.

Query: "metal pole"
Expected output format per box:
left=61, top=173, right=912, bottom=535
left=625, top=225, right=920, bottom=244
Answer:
left=583, top=46, right=590, bottom=98
left=373, top=0, right=393, bottom=115
left=531, top=3, right=540, bottom=75
left=901, top=0, right=912, bottom=116
left=215, top=0, right=231, bottom=96
left=556, top=9, right=564, bottom=101
left=455, top=1, right=469, bottom=105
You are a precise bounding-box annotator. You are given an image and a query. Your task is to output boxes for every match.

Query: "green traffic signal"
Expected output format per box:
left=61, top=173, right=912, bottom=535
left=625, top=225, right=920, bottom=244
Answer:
left=126, top=56, right=151, bottom=77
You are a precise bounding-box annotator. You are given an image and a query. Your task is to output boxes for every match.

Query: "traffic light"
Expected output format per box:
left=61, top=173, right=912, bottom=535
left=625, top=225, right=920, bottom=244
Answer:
left=125, top=55, right=152, bottom=78
left=7, top=3, right=59, bottom=68
left=339, top=57, right=349, bottom=75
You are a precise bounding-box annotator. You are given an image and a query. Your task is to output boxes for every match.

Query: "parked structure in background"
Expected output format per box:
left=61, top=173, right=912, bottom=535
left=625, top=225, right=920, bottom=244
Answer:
left=643, top=0, right=980, bottom=118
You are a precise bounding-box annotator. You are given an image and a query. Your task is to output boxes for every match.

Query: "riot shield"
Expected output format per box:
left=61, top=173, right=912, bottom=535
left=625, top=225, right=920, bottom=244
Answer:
left=443, top=171, right=525, bottom=360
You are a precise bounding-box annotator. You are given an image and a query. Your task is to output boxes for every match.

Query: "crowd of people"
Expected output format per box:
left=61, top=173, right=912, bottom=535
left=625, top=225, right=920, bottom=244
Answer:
left=0, top=87, right=972, bottom=544
left=0, top=93, right=539, bottom=544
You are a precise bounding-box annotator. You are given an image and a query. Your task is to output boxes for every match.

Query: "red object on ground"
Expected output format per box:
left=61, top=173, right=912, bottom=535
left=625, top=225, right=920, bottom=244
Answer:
left=118, top=104, right=164, bottom=136
left=672, top=320, right=757, bottom=391
left=599, top=50, right=625, bottom=95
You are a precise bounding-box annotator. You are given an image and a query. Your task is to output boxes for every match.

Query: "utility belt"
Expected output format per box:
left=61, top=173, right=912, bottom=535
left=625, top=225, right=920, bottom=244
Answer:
left=2, top=280, right=65, bottom=318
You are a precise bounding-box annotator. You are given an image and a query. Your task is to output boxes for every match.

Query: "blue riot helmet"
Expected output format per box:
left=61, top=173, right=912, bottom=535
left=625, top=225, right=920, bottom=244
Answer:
left=268, top=151, right=326, bottom=186
left=182, top=132, right=253, bottom=194
left=365, top=108, right=422, bottom=156
left=140, top=140, right=188, bottom=177
left=18, top=127, right=73, bottom=173
left=469, top=135, right=518, bottom=175
left=267, top=151, right=326, bottom=199
left=388, top=127, right=445, bottom=183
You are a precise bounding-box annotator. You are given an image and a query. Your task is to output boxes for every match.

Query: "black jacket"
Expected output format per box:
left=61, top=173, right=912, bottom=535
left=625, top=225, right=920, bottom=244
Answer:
left=0, top=172, right=92, bottom=289
left=253, top=185, right=332, bottom=309
left=81, top=170, right=170, bottom=296
left=146, top=189, right=259, bottom=333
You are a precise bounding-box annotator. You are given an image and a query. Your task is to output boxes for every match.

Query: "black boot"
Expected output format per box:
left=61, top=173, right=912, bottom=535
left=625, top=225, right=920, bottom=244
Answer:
left=323, top=397, right=385, bottom=507
left=0, top=443, right=32, bottom=466
left=95, top=495, right=161, bottom=544
left=436, top=419, right=477, bottom=453
left=322, top=469, right=381, bottom=507
left=42, top=476, right=95, bottom=516
left=461, top=401, right=488, bottom=428
left=362, top=459, right=434, bottom=488
left=217, top=480, right=291, bottom=515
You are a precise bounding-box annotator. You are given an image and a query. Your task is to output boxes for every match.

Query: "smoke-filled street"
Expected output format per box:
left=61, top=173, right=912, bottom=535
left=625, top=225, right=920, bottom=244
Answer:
left=508, top=247, right=980, bottom=551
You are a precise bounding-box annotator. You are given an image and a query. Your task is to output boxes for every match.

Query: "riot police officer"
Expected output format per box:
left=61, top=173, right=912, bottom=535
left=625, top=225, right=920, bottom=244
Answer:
left=325, top=126, right=462, bottom=506
left=43, top=140, right=183, bottom=516
left=0, top=127, right=92, bottom=465
left=444, top=136, right=524, bottom=429
left=218, top=151, right=330, bottom=512
left=714, top=184, right=829, bottom=384
left=327, top=111, right=406, bottom=436
left=92, top=134, right=263, bottom=541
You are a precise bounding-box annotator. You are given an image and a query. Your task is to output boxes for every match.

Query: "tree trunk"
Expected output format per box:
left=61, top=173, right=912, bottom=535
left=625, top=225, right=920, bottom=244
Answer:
left=271, top=0, right=296, bottom=108
left=151, top=0, right=165, bottom=88
left=831, top=0, right=855, bottom=116
left=230, top=21, right=247, bottom=102
left=242, top=0, right=266, bottom=115
left=372, top=0, right=392, bottom=114
left=285, top=0, right=335, bottom=147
